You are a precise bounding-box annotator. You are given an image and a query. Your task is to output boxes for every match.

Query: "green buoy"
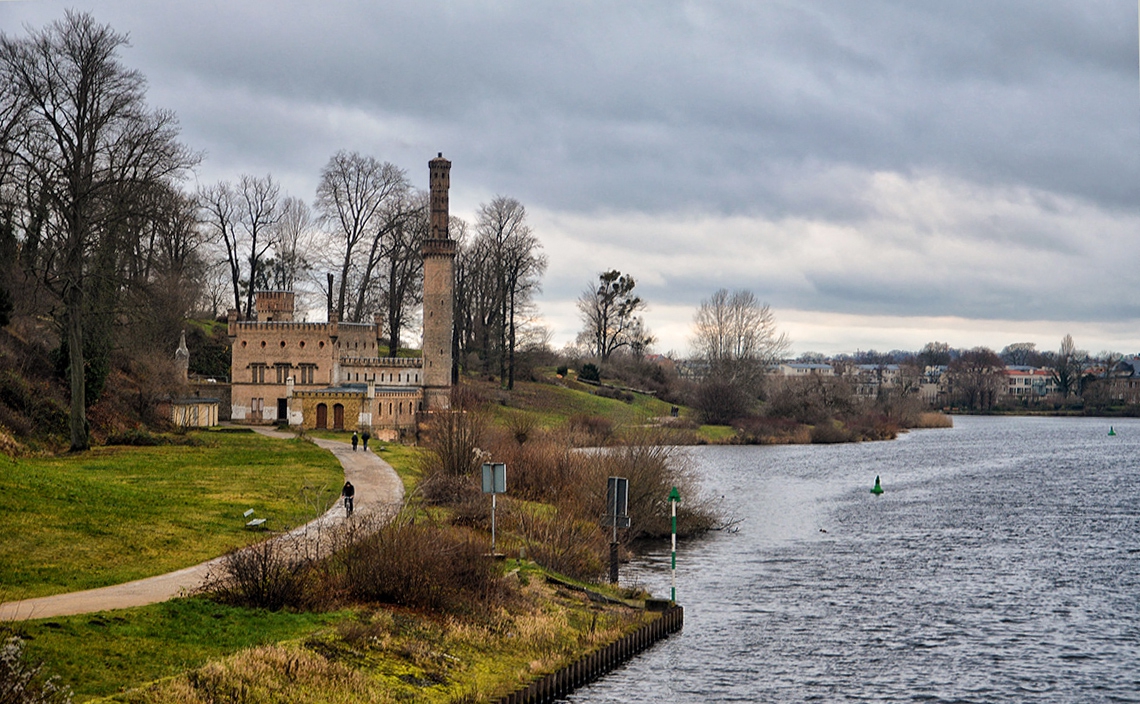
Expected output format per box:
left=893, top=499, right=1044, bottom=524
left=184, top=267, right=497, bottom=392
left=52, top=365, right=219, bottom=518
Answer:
left=871, top=476, right=884, bottom=495
left=1109, top=426, right=1116, bottom=436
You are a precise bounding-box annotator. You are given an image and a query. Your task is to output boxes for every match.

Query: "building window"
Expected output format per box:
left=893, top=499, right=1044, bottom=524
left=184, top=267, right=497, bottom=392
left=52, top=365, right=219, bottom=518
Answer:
left=251, top=364, right=266, bottom=383
left=275, top=364, right=291, bottom=384
left=298, top=365, right=315, bottom=384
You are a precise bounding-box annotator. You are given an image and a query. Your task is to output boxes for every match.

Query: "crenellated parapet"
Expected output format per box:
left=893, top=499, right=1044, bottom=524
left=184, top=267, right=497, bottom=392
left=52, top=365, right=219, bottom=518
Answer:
left=340, top=356, right=423, bottom=368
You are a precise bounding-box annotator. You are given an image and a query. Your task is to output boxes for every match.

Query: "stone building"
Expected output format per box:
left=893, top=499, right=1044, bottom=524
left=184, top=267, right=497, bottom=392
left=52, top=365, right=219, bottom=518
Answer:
left=227, top=154, right=456, bottom=440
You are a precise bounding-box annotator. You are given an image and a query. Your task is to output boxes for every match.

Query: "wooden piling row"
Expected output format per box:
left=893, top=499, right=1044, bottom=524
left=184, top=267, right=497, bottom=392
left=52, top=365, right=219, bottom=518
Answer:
left=495, top=605, right=683, bottom=704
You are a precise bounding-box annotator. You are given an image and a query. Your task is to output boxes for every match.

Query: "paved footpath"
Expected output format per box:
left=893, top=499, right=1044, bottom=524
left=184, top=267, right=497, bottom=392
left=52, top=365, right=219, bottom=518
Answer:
left=0, top=428, right=404, bottom=622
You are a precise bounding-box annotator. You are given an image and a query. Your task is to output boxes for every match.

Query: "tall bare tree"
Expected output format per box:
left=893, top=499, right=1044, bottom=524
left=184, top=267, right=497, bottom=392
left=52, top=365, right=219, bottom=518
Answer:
left=473, top=196, right=546, bottom=388
left=380, top=190, right=426, bottom=356
left=197, top=181, right=243, bottom=314
left=315, top=151, right=409, bottom=322
left=1050, top=334, right=1087, bottom=398
left=236, top=174, right=280, bottom=316
left=577, top=270, right=646, bottom=362
left=691, top=288, right=789, bottom=385
left=947, top=347, right=1005, bottom=410
left=918, top=341, right=953, bottom=368
left=0, top=12, right=195, bottom=450
left=267, top=195, right=313, bottom=292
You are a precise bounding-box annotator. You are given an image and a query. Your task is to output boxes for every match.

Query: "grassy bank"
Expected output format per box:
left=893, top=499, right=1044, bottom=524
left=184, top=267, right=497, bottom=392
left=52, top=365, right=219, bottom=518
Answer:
left=472, top=376, right=675, bottom=431
left=11, top=562, right=655, bottom=703
left=0, top=430, right=342, bottom=602
left=9, top=599, right=346, bottom=701
left=4, top=381, right=712, bottom=702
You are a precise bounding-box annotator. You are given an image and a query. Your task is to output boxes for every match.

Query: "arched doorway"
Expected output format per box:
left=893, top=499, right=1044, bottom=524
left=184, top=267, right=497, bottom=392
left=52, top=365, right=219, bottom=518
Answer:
left=316, top=403, right=328, bottom=429
left=333, top=403, right=345, bottom=430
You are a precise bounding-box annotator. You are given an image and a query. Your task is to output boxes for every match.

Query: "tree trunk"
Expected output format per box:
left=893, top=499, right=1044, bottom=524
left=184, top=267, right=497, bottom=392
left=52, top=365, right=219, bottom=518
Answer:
left=65, top=283, right=88, bottom=451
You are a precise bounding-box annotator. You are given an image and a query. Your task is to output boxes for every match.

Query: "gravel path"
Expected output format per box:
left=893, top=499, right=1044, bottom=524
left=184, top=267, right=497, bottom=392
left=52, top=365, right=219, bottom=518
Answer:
left=0, top=429, right=404, bottom=622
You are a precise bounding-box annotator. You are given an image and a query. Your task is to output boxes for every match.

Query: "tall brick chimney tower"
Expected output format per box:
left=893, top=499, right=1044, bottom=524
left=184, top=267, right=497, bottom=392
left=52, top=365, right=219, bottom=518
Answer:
left=421, top=153, right=456, bottom=411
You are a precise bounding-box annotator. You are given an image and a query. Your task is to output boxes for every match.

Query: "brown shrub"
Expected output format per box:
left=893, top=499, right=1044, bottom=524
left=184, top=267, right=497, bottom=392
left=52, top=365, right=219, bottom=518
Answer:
left=732, top=416, right=805, bottom=444
left=576, top=436, right=720, bottom=540
left=418, top=470, right=481, bottom=507
left=566, top=414, right=613, bottom=445
left=484, top=432, right=581, bottom=504
left=810, top=420, right=854, bottom=444
left=915, top=412, right=954, bottom=428
left=337, top=516, right=506, bottom=615
left=202, top=537, right=318, bottom=611
left=503, top=505, right=606, bottom=581
left=845, top=412, right=899, bottom=441
left=420, top=409, right=486, bottom=477
left=504, top=410, right=539, bottom=445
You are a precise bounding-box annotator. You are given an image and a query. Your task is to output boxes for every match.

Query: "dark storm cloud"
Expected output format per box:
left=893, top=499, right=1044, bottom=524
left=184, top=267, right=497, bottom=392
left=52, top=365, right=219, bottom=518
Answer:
left=65, top=0, right=1132, bottom=214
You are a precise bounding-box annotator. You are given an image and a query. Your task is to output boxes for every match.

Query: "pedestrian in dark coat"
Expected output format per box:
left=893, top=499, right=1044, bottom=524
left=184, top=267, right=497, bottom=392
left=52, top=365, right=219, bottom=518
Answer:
left=351, top=431, right=358, bottom=451
left=361, top=429, right=371, bottom=451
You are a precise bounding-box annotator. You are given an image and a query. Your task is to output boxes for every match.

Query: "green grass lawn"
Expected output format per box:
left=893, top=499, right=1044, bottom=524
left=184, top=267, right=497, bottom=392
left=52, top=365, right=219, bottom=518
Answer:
left=11, top=597, right=347, bottom=702
left=481, top=377, right=675, bottom=430
left=0, top=431, right=343, bottom=602
left=697, top=424, right=737, bottom=443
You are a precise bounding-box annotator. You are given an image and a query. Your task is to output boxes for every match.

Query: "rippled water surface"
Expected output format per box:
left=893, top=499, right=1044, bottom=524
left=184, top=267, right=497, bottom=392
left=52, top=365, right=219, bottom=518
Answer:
left=564, top=416, right=1140, bottom=703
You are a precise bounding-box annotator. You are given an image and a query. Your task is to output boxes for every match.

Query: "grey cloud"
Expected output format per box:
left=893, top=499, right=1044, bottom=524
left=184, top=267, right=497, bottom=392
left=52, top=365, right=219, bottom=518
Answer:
left=3, top=0, right=1137, bottom=351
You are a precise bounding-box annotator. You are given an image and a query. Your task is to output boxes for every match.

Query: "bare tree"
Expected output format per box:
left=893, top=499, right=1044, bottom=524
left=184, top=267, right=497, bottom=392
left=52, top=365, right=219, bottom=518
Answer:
left=315, top=151, right=409, bottom=322
left=1000, top=342, right=1040, bottom=367
left=691, top=288, right=789, bottom=386
left=918, top=341, right=952, bottom=368
left=1050, top=334, right=1087, bottom=398
left=472, top=196, right=546, bottom=387
left=947, top=347, right=1005, bottom=410
left=197, top=181, right=243, bottom=314
left=380, top=190, right=426, bottom=356
left=577, top=270, right=645, bottom=362
left=270, top=195, right=313, bottom=292
left=0, top=11, right=195, bottom=450
left=236, top=174, right=280, bottom=315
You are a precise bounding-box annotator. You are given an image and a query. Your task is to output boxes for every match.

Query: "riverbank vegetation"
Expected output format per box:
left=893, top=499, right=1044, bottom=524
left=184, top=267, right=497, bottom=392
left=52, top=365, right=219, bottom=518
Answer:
left=10, top=566, right=653, bottom=703
left=8, top=419, right=690, bottom=703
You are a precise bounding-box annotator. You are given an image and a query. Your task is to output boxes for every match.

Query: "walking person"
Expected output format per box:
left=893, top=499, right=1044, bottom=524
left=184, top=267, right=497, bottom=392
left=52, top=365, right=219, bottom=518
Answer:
left=341, top=480, right=355, bottom=515
left=351, top=430, right=358, bottom=451
left=361, top=429, right=371, bottom=451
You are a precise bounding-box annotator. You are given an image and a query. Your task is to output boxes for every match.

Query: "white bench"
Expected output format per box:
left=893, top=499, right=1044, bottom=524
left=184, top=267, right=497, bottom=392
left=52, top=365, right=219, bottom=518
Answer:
left=243, top=508, right=267, bottom=529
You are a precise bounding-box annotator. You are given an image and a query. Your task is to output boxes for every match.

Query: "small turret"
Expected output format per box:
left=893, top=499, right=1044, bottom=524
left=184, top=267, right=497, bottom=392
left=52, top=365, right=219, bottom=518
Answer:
left=175, top=330, right=190, bottom=384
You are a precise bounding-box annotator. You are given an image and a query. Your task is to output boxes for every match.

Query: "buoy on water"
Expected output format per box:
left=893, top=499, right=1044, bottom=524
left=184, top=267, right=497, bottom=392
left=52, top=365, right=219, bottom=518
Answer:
left=1109, top=426, right=1116, bottom=436
left=871, top=476, right=884, bottom=495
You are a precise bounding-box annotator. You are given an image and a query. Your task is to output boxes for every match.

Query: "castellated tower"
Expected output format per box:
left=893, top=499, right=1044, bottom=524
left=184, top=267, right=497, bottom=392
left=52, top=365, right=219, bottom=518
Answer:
left=421, top=153, right=456, bottom=411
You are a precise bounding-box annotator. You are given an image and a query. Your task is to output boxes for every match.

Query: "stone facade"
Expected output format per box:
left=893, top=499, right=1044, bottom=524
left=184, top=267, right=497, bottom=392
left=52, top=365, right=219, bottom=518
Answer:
left=228, top=153, right=455, bottom=437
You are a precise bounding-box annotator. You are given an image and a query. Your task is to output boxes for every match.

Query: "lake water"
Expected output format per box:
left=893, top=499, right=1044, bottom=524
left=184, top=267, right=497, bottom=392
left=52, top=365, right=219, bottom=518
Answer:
left=564, top=416, right=1140, bottom=703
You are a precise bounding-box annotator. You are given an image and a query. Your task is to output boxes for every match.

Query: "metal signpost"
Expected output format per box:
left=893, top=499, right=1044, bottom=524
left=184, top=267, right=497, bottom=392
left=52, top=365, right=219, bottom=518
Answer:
left=668, top=486, right=680, bottom=602
left=605, top=476, right=630, bottom=584
left=482, top=462, right=506, bottom=555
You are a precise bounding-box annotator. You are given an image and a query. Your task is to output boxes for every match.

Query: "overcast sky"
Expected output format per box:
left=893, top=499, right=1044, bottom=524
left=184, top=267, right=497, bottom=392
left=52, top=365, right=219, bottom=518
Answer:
left=3, top=0, right=1138, bottom=357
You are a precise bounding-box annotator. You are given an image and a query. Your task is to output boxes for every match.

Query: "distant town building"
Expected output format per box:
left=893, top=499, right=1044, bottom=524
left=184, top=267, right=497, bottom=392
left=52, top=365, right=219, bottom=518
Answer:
left=1107, top=356, right=1140, bottom=405
left=778, top=362, right=835, bottom=377
left=1001, top=365, right=1058, bottom=400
